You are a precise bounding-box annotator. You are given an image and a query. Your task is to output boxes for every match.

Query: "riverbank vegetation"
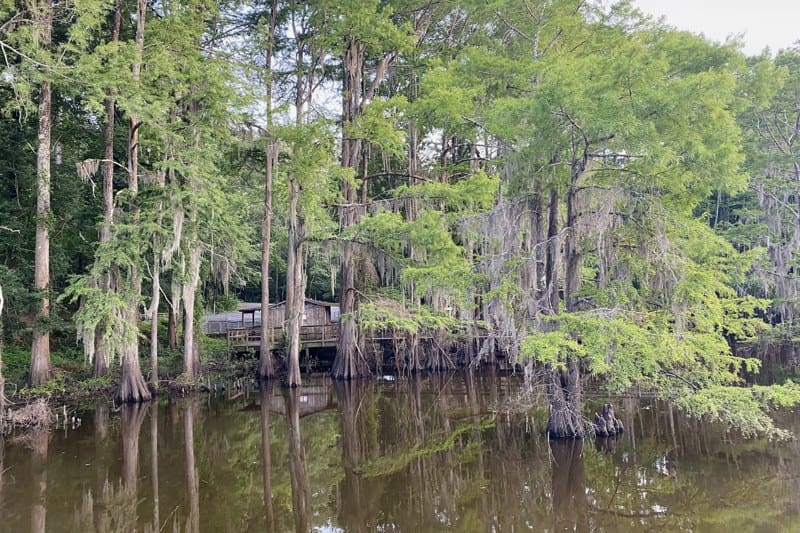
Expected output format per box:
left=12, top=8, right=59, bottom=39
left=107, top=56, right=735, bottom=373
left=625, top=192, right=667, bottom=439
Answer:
left=1, top=0, right=800, bottom=437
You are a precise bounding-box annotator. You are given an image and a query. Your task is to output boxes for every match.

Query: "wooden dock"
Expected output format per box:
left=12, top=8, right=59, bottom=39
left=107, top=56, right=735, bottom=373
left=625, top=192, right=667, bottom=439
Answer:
left=227, top=323, right=340, bottom=352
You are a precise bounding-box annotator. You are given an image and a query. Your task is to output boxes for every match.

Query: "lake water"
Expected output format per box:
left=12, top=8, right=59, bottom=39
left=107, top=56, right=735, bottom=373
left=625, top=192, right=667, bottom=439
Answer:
left=1, top=371, right=799, bottom=532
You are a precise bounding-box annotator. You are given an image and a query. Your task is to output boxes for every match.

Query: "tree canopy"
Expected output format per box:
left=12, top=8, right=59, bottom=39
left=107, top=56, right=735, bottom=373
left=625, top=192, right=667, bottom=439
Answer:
left=1, top=0, right=800, bottom=435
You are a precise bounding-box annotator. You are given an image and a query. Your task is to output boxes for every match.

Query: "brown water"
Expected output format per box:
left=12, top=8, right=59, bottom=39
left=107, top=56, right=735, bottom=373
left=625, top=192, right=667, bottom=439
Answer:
left=1, top=372, right=799, bottom=532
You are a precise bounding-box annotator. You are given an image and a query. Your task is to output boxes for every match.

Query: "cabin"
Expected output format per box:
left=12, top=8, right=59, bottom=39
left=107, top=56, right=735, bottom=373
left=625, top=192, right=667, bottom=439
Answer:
left=202, top=298, right=340, bottom=335
left=266, top=298, right=340, bottom=328
left=202, top=298, right=341, bottom=352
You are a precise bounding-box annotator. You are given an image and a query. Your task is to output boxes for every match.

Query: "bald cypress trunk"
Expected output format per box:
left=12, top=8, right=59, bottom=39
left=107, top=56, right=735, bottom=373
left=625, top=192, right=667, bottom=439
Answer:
left=30, top=2, right=53, bottom=387
left=544, top=189, right=560, bottom=315
left=333, top=38, right=368, bottom=380
left=545, top=358, right=586, bottom=439
left=117, top=0, right=150, bottom=403
left=258, top=141, right=277, bottom=379
left=285, top=178, right=304, bottom=387
left=94, top=0, right=122, bottom=380
left=258, top=0, right=279, bottom=379
left=167, top=280, right=180, bottom=350
left=182, top=245, right=202, bottom=380
left=564, top=156, right=586, bottom=313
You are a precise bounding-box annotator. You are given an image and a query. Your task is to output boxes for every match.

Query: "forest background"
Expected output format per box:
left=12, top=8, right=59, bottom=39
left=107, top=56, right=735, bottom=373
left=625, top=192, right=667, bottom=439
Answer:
left=1, top=0, right=800, bottom=437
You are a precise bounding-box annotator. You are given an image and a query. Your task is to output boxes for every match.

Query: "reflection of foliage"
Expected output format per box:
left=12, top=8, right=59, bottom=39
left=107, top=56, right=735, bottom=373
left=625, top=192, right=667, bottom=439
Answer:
left=5, top=377, right=800, bottom=531
left=98, top=480, right=138, bottom=533
left=191, top=400, right=342, bottom=532
left=359, top=415, right=494, bottom=478
left=577, top=399, right=800, bottom=531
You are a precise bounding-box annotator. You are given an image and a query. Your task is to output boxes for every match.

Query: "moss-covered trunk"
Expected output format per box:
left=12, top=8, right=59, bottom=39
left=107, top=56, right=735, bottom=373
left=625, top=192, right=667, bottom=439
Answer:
left=117, top=0, right=150, bottom=404
left=545, top=358, right=586, bottom=439
left=182, top=245, right=202, bottom=381
left=285, top=178, right=304, bottom=387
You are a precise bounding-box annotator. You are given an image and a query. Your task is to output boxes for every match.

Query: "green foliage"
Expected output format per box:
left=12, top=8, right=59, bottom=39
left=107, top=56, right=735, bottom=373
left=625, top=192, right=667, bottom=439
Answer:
left=393, top=171, right=499, bottom=215
left=198, top=334, right=229, bottom=363
left=345, top=95, right=408, bottom=158
left=675, top=383, right=800, bottom=439
left=275, top=120, right=339, bottom=240
left=359, top=297, right=458, bottom=335
left=2, top=345, right=31, bottom=384
left=1, top=0, right=799, bottom=441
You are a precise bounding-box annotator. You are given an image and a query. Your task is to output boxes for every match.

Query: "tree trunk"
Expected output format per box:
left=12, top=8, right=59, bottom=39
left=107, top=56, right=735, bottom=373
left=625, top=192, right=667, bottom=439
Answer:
left=258, top=0, right=279, bottom=379
left=333, top=37, right=369, bottom=380
left=545, top=357, right=586, bottom=439
left=30, top=3, right=53, bottom=387
left=167, top=279, right=180, bottom=350
left=258, top=141, right=278, bottom=379
left=285, top=178, right=304, bottom=387
left=149, top=252, right=160, bottom=390
left=544, top=189, right=560, bottom=315
left=117, top=332, right=151, bottom=403
left=182, top=245, right=202, bottom=380
left=117, top=0, right=150, bottom=403
left=333, top=240, right=369, bottom=379
left=94, top=0, right=122, bottom=379
left=564, top=157, right=585, bottom=313
left=149, top=168, right=166, bottom=390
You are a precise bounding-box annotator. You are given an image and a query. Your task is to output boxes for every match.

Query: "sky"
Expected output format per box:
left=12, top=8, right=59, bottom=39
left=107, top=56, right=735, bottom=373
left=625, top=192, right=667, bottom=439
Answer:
left=634, top=0, right=799, bottom=56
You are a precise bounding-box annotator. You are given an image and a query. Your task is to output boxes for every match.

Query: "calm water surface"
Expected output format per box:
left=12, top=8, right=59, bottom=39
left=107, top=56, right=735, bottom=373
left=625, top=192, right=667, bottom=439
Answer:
left=1, top=372, right=799, bottom=532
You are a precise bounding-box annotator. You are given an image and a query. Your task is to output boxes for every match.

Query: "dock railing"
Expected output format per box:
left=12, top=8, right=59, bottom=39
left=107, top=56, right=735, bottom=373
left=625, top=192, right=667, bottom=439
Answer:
left=227, top=323, right=339, bottom=351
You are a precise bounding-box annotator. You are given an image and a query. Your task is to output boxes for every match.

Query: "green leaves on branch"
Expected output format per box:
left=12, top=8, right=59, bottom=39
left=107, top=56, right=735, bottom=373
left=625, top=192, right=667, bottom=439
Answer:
left=359, top=297, right=458, bottom=336
left=393, top=171, right=499, bottom=215
left=345, top=95, right=408, bottom=158
left=676, top=383, right=800, bottom=439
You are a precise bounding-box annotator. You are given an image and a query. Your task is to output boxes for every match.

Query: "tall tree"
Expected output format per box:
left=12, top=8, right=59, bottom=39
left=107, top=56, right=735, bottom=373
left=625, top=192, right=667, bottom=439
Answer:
left=738, top=49, right=800, bottom=327
left=29, top=0, right=53, bottom=387
left=117, top=0, right=151, bottom=402
left=86, top=0, right=124, bottom=380
left=424, top=1, right=763, bottom=436
left=258, top=0, right=280, bottom=379
left=325, top=0, right=415, bottom=379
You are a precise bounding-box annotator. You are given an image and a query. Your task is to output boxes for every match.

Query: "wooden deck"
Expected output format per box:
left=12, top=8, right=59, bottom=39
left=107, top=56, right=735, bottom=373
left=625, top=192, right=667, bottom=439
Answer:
left=227, top=323, right=340, bottom=352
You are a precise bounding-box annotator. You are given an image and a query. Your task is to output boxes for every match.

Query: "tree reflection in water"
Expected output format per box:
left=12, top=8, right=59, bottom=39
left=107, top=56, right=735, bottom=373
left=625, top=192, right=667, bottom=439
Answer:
left=29, top=427, right=47, bottom=533
left=1, top=373, right=799, bottom=531
left=259, top=381, right=275, bottom=531
left=550, top=439, right=588, bottom=531
left=150, top=398, right=159, bottom=533
left=284, top=387, right=310, bottom=533
left=336, top=379, right=388, bottom=532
